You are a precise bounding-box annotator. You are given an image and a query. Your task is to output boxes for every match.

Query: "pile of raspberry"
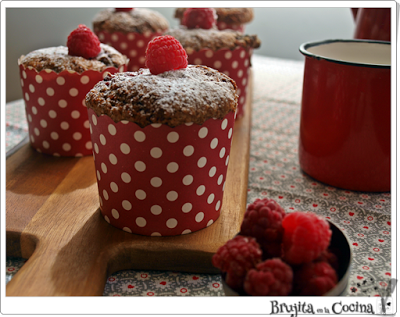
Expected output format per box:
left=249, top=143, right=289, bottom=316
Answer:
left=212, top=198, right=339, bottom=296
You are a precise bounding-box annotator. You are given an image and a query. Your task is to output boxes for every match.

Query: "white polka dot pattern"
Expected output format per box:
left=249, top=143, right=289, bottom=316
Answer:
left=19, top=64, right=127, bottom=156
left=88, top=108, right=235, bottom=236
left=94, top=30, right=164, bottom=72
left=216, top=21, right=245, bottom=33
left=187, top=47, right=251, bottom=119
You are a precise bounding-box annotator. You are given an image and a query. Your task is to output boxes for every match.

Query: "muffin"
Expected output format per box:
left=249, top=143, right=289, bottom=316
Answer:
left=85, top=36, right=237, bottom=236
left=18, top=24, right=128, bottom=156
left=165, top=9, right=260, bottom=118
left=175, top=8, right=254, bottom=33
left=93, top=8, right=169, bottom=72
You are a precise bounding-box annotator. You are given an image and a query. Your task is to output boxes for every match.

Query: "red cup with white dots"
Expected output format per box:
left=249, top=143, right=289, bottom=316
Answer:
left=188, top=47, right=252, bottom=119
left=95, top=31, right=164, bottom=72
left=216, top=21, right=245, bottom=33
left=19, top=64, right=126, bottom=156
left=88, top=108, right=235, bottom=236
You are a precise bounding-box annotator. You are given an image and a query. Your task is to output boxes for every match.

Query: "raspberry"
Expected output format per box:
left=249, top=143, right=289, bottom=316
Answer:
left=67, top=24, right=101, bottom=59
left=294, top=261, right=338, bottom=295
left=282, top=211, right=331, bottom=265
left=145, top=35, right=188, bottom=75
left=212, top=235, right=262, bottom=291
left=316, top=249, right=339, bottom=271
left=240, top=198, right=285, bottom=258
left=115, top=8, right=133, bottom=12
left=244, top=258, right=293, bottom=296
left=181, top=8, right=217, bottom=29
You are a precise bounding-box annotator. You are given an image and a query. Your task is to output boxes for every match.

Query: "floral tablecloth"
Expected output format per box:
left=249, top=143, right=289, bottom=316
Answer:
left=5, top=55, right=391, bottom=297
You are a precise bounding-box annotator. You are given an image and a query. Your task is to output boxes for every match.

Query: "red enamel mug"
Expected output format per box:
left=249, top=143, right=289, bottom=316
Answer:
left=352, top=8, right=391, bottom=42
left=299, top=39, right=391, bottom=192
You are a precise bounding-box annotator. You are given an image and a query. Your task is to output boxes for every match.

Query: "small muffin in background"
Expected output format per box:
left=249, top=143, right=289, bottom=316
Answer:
left=18, top=24, right=128, bottom=157
left=165, top=8, right=261, bottom=119
left=92, top=8, right=169, bottom=71
left=174, top=8, right=254, bottom=33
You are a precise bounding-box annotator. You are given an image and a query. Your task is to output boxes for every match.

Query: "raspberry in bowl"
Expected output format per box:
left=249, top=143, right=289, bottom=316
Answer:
left=213, top=200, right=352, bottom=296
left=18, top=24, right=128, bottom=156
left=165, top=8, right=261, bottom=119
left=92, top=8, right=169, bottom=72
left=212, top=235, right=263, bottom=291
left=174, top=8, right=254, bottom=33
left=240, top=198, right=286, bottom=258
left=85, top=36, right=238, bottom=236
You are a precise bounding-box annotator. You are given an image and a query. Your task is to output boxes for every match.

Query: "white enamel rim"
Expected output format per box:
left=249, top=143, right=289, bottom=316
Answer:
left=299, top=39, right=391, bottom=68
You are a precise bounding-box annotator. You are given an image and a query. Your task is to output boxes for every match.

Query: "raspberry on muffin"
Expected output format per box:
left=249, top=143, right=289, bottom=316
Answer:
left=145, top=35, right=188, bottom=75
left=67, top=24, right=101, bottom=59
left=115, top=8, right=133, bottom=12
left=181, top=8, right=218, bottom=30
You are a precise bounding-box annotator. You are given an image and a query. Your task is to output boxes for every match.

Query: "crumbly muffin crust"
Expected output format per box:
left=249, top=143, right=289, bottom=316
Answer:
left=18, top=44, right=128, bottom=73
left=164, top=27, right=260, bottom=52
left=85, top=65, right=237, bottom=127
left=93, top=8, right=169, bottom=34
left=175, top=8, right=254, bottom=24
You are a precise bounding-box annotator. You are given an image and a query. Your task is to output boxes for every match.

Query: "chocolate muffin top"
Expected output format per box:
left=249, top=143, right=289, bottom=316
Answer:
left=85, top=65, right=238, bottom=127
left=164, top=27, right=261, bottom=52
left=93, top=8, right=169, bottom=34
left=175, top=8, right=254, bottom=25
left=18, top=44, right=128, bottom=73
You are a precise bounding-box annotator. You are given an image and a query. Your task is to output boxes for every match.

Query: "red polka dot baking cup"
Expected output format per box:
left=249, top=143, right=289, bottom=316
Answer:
left=88, top=108, right=235, bottom=236
left=188, top=47, right=252, bottom=119
left=178, top=19, right=245, bottom=33
left=95, top=30, right=163, bottom=71
left=19, top=64, right=126, bottom=156
left=216, top=21, right=245, bottom=33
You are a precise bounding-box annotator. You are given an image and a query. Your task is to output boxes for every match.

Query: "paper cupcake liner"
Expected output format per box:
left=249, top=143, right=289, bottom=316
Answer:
left=95, top=30, right=164, bottom=72
left=88, top=108, right=236, bottom=236
left=216, top=21, right=245, bottom=33
left=187, top=47, right=252, bottom=119
left=19, top=64, right=126, bottom=156
left=177, top=19, right=245, bottom=33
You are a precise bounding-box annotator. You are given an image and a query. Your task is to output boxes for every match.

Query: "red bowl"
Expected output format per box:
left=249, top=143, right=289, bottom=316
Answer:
left=298, top=39, right=391, bottom=192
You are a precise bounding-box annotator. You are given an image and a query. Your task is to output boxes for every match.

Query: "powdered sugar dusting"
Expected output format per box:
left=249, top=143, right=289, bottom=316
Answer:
left=85, top=65, right=237, bottom=127
left=164, top=27, right=261, bottom=52
left=18, top=44, right=128, bottom=73
left=93, top=8, right=169, bottom=34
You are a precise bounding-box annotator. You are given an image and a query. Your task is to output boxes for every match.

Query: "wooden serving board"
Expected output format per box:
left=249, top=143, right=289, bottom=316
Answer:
left=6, top=75, right=252, bottom=296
